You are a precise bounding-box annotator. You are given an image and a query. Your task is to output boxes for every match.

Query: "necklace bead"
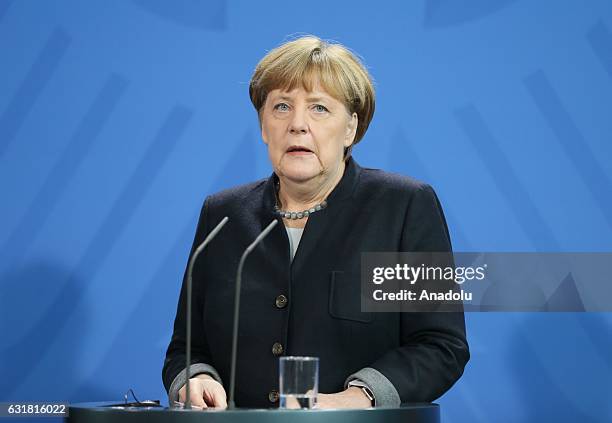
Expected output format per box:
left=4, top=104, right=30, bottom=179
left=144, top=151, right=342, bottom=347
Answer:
left=274, top=200, right=328, bottom=220
left=273, top=179, right=328, bottom=220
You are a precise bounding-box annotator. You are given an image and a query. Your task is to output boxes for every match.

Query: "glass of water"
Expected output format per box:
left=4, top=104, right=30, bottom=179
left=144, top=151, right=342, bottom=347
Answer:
left=279, top=356, right=319, bottom=409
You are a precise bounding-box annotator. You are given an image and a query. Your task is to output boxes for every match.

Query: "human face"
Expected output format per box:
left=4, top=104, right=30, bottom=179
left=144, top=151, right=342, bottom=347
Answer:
left=260, top=84, right=357, bottom=185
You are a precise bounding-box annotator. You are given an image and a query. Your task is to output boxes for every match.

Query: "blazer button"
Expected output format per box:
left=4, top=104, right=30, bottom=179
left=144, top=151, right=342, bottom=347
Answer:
left=275, top=294, right=288, bottom=309
left=272, top=342, right=284, bottom=356
left=269, top=389, right=279, bottom=403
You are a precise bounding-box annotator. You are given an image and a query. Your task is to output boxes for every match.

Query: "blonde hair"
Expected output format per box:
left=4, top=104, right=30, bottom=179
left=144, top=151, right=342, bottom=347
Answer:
left=249, top=36, right=375, bottom=158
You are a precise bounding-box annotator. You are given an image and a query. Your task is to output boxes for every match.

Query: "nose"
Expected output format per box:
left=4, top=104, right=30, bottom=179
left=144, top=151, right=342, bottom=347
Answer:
left=288, top=108, right=308, bottom=135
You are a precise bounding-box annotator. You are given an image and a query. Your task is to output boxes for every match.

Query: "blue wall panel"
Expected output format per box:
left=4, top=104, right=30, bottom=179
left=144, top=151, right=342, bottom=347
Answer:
left=1, top=1, right=611, bottom=422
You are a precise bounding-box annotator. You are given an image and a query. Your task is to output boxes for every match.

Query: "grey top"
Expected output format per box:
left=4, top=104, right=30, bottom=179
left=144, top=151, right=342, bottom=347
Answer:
left=285, top=226, right=304, bottom=261
left=168, top=224, right=400, bottom=407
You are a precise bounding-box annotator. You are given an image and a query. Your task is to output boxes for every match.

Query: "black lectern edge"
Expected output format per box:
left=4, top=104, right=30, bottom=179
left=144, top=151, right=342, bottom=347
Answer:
left=67, top=402, right=440, bottom=423
left=68, top=401, right=439, bottom=414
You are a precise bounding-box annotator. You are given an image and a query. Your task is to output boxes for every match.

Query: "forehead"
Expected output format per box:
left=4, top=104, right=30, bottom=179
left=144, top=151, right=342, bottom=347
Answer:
left=268, top=87, right=330, bottom=99
left=266, top=84, right=343, bottom=105
left=267, top=68, right=346, bottom=100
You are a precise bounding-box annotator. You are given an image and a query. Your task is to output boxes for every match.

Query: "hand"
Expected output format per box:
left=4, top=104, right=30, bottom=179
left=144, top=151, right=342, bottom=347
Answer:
left=315, top=387, right=372, bottom=409
left=178, top=373, right=227, bottom=409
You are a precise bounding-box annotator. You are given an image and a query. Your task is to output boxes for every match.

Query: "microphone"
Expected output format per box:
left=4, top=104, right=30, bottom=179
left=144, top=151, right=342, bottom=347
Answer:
left=184, top=216, right=229, bottom=410
left=228, top=219, right=279, bottom=409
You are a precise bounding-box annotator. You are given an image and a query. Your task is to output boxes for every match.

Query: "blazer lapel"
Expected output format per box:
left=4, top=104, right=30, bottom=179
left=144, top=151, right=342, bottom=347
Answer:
left=290, top=158, right=361, bottom=277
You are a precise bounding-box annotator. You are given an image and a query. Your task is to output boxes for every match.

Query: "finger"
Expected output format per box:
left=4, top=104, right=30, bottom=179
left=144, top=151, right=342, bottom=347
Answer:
left=189, top=392, right=207, bottom=409
left=285, top=396, right=300, bottom=409
left=178, top=381, right=201, bottom=403
left=213, top=393, right=228, bottom=409
left=314, top=393, right=330, bottom=409
left=212, top=387, right=228, bottom=409
left=203, top=386, right=227, bottom=409
left=186, top=380, right=208, bottom=409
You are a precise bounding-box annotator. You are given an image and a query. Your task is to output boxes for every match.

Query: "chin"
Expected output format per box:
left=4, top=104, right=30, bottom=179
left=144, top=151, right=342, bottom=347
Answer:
left=278, top=164, right=321, bottom=183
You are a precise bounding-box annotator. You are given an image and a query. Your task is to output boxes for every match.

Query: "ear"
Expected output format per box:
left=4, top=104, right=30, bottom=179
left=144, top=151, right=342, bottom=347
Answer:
left=344, top=112, right=358, bottom=148
left=261, top=128, right=269, bottom=145
left=260, top=111, right=269, bottom=145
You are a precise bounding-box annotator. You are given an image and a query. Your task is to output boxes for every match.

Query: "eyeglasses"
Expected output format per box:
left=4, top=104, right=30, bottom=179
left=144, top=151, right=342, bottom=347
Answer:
left=105, top=389, right=162, bottom=408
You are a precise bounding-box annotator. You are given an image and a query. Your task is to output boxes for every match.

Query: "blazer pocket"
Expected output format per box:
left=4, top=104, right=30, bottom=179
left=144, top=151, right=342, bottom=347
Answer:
left=329, top=271, right=374, bottom=323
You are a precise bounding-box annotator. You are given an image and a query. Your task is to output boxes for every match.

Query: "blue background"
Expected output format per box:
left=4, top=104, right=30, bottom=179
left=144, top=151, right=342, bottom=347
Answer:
left=1, top=1, right=611, bottom=422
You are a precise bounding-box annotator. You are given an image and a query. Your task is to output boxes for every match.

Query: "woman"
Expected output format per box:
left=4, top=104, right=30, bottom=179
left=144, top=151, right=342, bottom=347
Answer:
left=162, top=36, right=469, bottom=409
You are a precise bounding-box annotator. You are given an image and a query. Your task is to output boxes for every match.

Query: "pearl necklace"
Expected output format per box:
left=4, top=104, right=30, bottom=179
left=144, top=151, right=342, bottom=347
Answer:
left=274, top=200, right=328, bottom=220
left=273, top=181, right=328, bottom=220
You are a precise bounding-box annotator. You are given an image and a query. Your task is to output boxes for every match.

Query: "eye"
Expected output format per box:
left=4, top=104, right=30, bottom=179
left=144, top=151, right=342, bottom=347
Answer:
left=273, top=103, right=290, bottom=112
left=313, top=104, right=329, bottom=113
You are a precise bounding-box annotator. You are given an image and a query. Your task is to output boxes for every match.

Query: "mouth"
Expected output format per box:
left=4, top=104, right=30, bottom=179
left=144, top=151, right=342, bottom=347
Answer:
left=286, top=145, right=314, bottom=155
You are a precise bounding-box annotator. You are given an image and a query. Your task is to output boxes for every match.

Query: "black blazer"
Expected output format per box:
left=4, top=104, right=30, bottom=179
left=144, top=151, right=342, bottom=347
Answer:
left=163, top=157, right=469, bottom=407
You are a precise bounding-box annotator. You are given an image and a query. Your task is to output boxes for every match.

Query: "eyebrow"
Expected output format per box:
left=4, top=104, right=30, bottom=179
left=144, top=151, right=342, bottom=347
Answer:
left=274, top=95, right=331, bottom=103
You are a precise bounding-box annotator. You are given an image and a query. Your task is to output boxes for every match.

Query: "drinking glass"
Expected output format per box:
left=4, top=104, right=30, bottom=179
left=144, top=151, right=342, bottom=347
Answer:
left=279, top=356, right=319, bottom=409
